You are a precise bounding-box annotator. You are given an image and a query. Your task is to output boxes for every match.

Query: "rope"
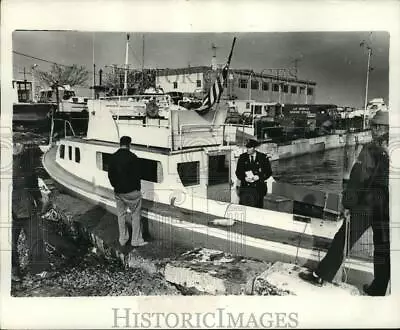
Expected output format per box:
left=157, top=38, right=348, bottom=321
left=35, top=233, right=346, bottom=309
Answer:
left=341, top=211, right=351, bottom=283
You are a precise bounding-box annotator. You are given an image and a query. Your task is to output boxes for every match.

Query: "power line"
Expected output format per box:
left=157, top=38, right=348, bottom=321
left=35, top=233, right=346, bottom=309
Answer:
left=13, top=50, right=71, bottom=67
left=13, top=50, right=95, bottom=74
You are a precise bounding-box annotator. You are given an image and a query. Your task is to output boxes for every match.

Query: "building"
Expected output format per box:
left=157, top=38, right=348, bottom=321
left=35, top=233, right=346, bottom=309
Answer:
left=156, top=66, right=316, bottom=104
left=12, top=79, right=33, bottom=103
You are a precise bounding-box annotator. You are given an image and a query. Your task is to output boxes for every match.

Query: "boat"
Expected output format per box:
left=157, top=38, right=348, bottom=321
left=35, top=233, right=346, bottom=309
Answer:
left=12, top=79, right=54, bottom=130
left=38, top=85, right=89, bottom=134
left=42, top=90, right=374, bottom=290
left=41, top=36, right=374, bottom=290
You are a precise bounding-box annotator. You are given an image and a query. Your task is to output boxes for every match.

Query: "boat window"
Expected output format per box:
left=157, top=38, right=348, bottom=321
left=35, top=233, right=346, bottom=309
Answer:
left=196, top=80, right=202, bottom=88
left=262, top=82, right=269, bottom=91
left=173, top=82, right=178, bottom=89
left=59, top=145, right=65, bottom=159
left=177, top=161, right=200, bottom=186
left=140, top=158, right=163, bottom=183
left=75, top=147, right=81, bottom=163
left=96, top=152, right=112, bottom=171
left=307, top=87, right=314, bottom=96
left=273, top=84, right=280, bottom=92
left=208, top=154, right=229, bottom=186
left=68, top=146, right=72, bottom=160
left=291, top=86, right=297, bottom=94
left=96, top=152, right=162, bottom=183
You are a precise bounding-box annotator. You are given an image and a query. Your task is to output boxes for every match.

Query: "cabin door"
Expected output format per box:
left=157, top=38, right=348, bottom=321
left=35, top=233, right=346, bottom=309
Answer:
left=207, top=151, right=231, bottom=203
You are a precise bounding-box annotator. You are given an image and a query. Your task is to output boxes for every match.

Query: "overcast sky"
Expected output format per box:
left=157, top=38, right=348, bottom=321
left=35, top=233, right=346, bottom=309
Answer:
left=13, top=31, right=389, bottom=108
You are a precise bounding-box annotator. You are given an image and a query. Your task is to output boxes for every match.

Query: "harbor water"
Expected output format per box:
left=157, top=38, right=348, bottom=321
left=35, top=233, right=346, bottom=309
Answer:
left=271, top=147, right=352, bottom=194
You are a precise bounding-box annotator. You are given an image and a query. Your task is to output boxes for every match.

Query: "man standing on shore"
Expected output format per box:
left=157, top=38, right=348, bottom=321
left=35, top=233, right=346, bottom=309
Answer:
left=300, top=110, right=390, bottom=296
left=12, top=141, right=53, bottom=281
left=235, top=139, right=272, bottom=208
left=108, top=136, right=147, bottom=248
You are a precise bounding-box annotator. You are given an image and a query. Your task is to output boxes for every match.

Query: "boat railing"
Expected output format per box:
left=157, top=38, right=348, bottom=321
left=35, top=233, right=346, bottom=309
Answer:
left=99, top=94, right=172, bottom=104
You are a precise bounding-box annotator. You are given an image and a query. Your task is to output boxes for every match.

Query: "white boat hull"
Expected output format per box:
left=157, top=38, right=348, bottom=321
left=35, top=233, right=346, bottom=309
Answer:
left=42, top=144, right=373, bottom=290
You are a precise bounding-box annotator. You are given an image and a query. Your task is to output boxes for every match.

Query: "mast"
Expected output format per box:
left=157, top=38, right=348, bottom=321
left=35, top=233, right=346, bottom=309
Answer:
left=124, top=33, right=130, bottom=95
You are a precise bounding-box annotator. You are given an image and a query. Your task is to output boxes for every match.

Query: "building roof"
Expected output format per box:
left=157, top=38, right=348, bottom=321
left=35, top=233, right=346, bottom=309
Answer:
left=156, top=65, right=316, bottom=85
left=156, top=66, right=212, bottom=77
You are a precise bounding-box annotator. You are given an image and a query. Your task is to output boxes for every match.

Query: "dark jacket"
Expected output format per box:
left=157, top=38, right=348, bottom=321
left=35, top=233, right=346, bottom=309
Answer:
left=108, top=148, right=141, bottom=194
left=342, top=142, right=389, bottom=223
left=12, top=145, right=42, bottom=218
left=235, top=151, right=272, bottom=195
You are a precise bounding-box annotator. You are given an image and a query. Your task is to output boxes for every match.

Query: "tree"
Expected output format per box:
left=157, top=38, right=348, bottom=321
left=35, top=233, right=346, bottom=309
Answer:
left=37, top=63, right=89, bottom=88
left=102, top=67, right=156, bottom=95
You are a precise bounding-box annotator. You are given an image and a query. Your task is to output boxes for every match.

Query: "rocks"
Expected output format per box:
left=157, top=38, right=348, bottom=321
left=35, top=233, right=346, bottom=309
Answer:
left=252, top=262, right=360, bottom=296
left=163, top=248, right=272, bottom=295
left=163, top=250, right=361, bottom=296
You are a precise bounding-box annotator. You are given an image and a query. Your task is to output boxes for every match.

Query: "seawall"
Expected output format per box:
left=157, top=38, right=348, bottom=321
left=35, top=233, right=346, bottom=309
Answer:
left=258, top=131, right=372, bottom=161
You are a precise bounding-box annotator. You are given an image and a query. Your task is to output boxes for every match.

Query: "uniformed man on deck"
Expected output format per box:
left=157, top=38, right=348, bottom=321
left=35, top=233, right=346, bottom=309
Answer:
left=235, top=139, right=272, bottom=208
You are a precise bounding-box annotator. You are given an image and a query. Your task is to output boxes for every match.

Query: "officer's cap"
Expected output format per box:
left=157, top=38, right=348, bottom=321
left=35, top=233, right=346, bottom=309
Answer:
left=246, top=139, right=260, bottom=148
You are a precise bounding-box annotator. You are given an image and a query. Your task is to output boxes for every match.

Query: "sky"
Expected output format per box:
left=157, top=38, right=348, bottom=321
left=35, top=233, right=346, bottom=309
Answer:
left=12, top=31, right=389, bottom=108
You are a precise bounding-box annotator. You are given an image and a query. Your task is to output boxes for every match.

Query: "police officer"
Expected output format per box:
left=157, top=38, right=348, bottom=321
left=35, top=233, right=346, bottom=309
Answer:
left=235, top=139, right=272, bottom=208
left=300, top=110, right=390, bottom=296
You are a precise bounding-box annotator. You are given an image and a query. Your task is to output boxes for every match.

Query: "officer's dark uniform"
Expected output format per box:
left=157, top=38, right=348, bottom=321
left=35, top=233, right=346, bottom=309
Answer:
left=314, top=140, right=390, bottom=295
left=12, top=143, right=50, bottom=276
left=235, top=145, right=272, bottom=208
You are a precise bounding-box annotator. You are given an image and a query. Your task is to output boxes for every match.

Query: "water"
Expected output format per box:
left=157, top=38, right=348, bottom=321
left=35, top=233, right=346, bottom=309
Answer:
left=271, top=147, right=351, bottom=194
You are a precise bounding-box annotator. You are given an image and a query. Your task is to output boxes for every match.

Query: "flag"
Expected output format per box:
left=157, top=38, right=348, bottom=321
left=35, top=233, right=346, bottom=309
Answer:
left=196, top=65, right=229, bottom=113
left=195, top=37, right=236, bottom=114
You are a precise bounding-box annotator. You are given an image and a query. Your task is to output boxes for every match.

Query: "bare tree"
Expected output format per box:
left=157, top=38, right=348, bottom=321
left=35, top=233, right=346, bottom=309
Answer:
left=37, top=64, right=89, bottom=88
left=102, top=67, right=156, bottom=95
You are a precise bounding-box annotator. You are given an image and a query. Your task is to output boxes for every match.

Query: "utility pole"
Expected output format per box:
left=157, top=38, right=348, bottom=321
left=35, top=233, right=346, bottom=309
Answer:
left=93, top=63, right=96, bottom=99
left=31, top=64, right=38, bottom=102
left=248, top=70, right=254, bottom=101
left=360, top=35, right=373, bottom=130
left=124, top=33, right=130, bottom=96
left=363, top=46, right=372, bottom=130
left=142, top=34, right=145, bottom=91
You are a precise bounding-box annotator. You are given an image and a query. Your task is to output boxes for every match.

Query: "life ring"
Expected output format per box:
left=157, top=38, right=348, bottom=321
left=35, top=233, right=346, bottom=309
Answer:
left=146, top=99, right=159, bottom=118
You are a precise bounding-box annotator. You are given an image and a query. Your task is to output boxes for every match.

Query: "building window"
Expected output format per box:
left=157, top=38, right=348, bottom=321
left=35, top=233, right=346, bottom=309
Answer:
left=252, top=105, right=262, bottom=115
left=177, top=161, right=200, bottom=186
left=272, top=84, right=280, bottom=92
left=283, top=85, right=289, bottom=93
left=251, top=80, right=259, bottom=90
left=246, top=102, right=250, bottom=109
left=75, top=147, right=80, bottom=163
left=59, top=145, right=65, bottom=159
left=173, top=81, right=178, bottom=89
left=196, top=80, right=202, bottom=88
left=262, top=82, right=269, bottom=91
left=68, top=146, right=72, bottom=160
left=307, top=87, right=314, bottom=96
left=291, top=86, right=297, bottom=94
left=239, top=79, right=248, bottom=89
